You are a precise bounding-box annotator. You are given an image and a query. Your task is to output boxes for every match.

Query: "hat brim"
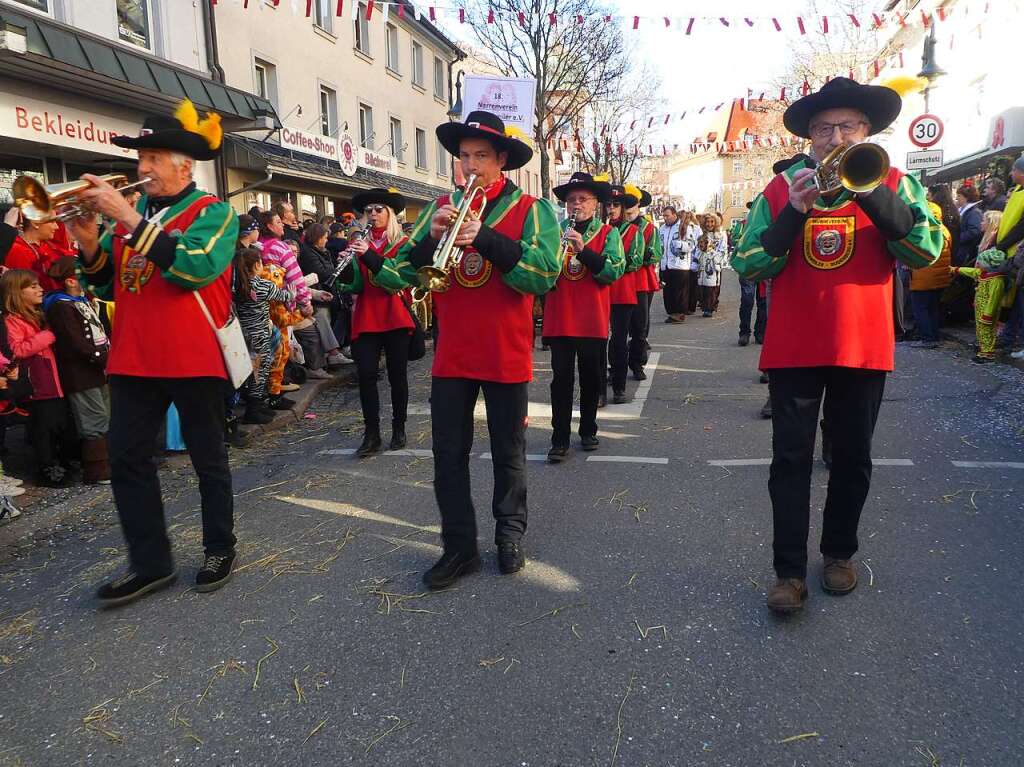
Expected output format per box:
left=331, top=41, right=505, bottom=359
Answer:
left=111, top=129, right=219, bottom=161
left=783, top=85, right=902, bottom=139
left=609, top=193, right=639, bottom=208
left=553, top=180, right=612, bottom=203
left=436, top=122, right=533, bottom=171
left=351, top=189, right=406, bottom=214
left=639, top=190, right=653, bottom=207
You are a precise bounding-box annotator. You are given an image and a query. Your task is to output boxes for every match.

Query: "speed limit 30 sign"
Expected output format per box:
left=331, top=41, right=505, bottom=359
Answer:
left=909, top=114, right=944, bottom=148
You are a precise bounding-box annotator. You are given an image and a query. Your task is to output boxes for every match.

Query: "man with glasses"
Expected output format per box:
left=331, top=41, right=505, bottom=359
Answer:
left=732, top=78, right=942, bottom=613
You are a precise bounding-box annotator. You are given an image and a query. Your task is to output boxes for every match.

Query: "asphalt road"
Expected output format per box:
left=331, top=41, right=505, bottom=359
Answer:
left=2, top=277, right=1023, bottom=767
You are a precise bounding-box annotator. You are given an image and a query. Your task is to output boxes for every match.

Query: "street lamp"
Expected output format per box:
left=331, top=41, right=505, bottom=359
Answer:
left=917, top=24, right=946, bottom=113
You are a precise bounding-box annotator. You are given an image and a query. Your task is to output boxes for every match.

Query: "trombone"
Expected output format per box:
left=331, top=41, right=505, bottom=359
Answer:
left=415, top=174, right=487, bottom=294
left=13, top=173, right=152, bottom=223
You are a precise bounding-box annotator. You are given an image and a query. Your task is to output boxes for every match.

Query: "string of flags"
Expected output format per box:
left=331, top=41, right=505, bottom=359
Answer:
left=211, top=0, right=996, bottom=36
left=548, top=133, right=804, bottom=160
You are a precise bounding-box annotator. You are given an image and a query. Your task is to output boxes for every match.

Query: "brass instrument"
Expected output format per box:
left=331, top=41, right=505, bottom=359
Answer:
left=813, top=142, right=890, bottom=195
left=327, top=225, right=371, bottom=287
left=415, top=174, right=487, bottom=294
left=12, top=173, right=152, bottom=223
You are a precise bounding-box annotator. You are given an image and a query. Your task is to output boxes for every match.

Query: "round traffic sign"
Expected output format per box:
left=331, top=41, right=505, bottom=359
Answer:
left=908, top=114, right=944, bottom=148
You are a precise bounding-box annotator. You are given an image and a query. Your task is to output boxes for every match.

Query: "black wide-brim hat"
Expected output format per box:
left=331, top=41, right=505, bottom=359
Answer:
left=352, top=187, right=406, bottom=214
left=783, top=77, right=901, bottom=139
left=436, top=110, right=533, bottom=171
left=608, top=184, right=639, bottom=208
left=639, top=189, right=653, bottom=207
left=112, top=100, right=223, bottom=161
left=553, top=172, right=612, bottom=203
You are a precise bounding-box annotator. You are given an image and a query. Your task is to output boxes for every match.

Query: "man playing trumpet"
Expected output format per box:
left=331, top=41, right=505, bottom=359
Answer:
left=380, top=110, right=560, bottom=588
left=732, top=78, right=941, bottom=613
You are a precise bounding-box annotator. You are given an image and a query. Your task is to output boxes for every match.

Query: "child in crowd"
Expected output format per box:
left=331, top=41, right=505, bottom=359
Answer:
left=233, top=247, right=294, bottom=424
left=2, top=269, right=68, bottom=487
left=265, top=261, right=304, bottom=410
left=951, top=247, right=1012, bottom=363
left=978, top=210, right=1003, bottom=252
left=0, top=322, right=27, bottom=518
left=42, top=258, right=111, bottom=483
left=697, top=213, right=729, bottom=317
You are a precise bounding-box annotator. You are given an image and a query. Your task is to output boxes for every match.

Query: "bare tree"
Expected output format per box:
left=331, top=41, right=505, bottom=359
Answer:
left=465, top=0, right=629, bottom=197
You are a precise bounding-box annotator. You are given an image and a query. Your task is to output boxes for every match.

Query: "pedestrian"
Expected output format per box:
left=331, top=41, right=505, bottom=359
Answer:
left=623, top=186, right=660, bottom=381
left=908, top=202, right=953, bottom=348
left=955, top=185, right=983, bottom=266
left=732, top=78, right=942, bottom=613
left=735, top=201, right=767, bottom=345
left=981, top=177, right=1007, bottom=212
left=992, top=158, right=1024, bottom=354
left=42, top=257, right=112, bottom=484
left=658, top=206, right=688, bottom=323
left=696, top=213, right=728, bottom=316
left=274, top=200, right=303, bottom=242
left=950, top=247, right=1011, bottom=363
left=544, top=172, right=625, bottom=462
left=4, top=216, right=72, bottom=292
left=335, top=188, right=414, bottom=457
left=606, top=184, right=645, bottom=404
left=386, top=110, right=561, bottom=588
left=2, top=269, right=69, bottom=487
left=69, top=99, right=241, bottom=606
left=928, top=184, right=961, bottom=257
left=297, top=223, right=346, bottom=374
left=257, top=211, right=313, bottom=312
left=680, top=211, right=702, bottom=315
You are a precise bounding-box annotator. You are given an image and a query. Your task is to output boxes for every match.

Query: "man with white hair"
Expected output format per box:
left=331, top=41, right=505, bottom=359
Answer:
left=68, top=100, right=240, bottom=607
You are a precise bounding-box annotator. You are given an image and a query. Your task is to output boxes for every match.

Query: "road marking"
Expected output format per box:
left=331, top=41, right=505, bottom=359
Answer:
left=479, top=453, right=549, bottom=462
left=709, top=459, right=770, bottom=467
left=951, top=461, right=1024, bottom=469
left=586, top=455, right=669, bottom=465
left=873, top=458, right=916, bottom=466
left=319, top=448, right=433, bottom=458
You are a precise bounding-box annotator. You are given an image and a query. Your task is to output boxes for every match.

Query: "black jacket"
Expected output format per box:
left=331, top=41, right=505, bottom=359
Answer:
left=299, top=243, right=337, bottom=304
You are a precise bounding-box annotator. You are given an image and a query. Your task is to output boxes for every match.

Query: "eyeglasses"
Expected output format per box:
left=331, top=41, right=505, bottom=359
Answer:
left=809, top=121, right=868, bottom=139
left=365, top=205, right=387, bottom=214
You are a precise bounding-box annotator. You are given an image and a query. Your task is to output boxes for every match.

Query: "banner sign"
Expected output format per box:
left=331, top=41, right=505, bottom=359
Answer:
left=462, top=75, right=536, bottom=137
left=280, top=126, right=340, bottom=163
left=0, top=91, right=138, bottom=157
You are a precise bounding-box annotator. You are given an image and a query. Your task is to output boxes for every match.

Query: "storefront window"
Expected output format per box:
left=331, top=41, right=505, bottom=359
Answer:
left=0, top=155, right=45, bottom=206
left=117, top=0, right=151, bottom=50
left=13, top=0, right=48, bottom=11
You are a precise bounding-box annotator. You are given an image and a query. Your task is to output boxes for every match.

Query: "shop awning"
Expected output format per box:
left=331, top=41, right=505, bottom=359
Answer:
left=225, top=136, right=450, bottom=205
left=927, top=145, right=1024, bottom=184
left=0, top=8, right=279, bottom=131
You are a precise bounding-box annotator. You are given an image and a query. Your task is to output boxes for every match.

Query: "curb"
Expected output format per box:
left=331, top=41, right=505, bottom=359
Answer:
left=235, top=363, right=357, bottom=442
left=939, top=328, right=1024, bottom=371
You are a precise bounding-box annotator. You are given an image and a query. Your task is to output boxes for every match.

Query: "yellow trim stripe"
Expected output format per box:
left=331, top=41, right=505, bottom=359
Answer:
left=179, top=205, right=235, bottom=256
left=135, top=223, right=159, bottom=256
left=80, top=249, right=109, bottom=274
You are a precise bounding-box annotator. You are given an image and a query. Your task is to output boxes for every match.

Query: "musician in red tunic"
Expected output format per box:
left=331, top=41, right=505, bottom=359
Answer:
left=382, top=111, right=561, bottom=588
left=336, top=188, right=412, bottom=457
left=544, top=172, right=625, bottom=462
left=633, top=188, right=662, bottom=368
left=606, top=185, right=645, bottom=404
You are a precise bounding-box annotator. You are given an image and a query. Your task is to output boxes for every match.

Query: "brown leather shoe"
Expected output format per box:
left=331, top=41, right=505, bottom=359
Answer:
left=822, top=557, right=858, bottom=594
left=766, top=578, right=808, bottom=613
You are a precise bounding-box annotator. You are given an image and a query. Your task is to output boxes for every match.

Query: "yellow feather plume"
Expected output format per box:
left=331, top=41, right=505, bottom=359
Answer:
left=623, top=183, right=642, bottom=202
left=504, top=125, right=529, bottom=142
left=173, top=98, right=223, bottom=150
left=881, top=75, right=928, bottom=98
left=592, top=173, right=610, bottom=183
left=387, top=187, right=400, bottom=193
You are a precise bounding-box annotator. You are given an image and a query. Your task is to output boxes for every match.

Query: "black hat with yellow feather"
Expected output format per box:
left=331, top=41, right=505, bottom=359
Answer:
left=112, top=99, right=223, bottom=161
left=351, top=187, right=407, bottom=215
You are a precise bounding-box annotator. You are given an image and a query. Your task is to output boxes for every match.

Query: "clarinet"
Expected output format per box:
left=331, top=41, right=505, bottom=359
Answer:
left=559, top=211, right=579, bottom=263
left=328, top=225, right=371, bottom=287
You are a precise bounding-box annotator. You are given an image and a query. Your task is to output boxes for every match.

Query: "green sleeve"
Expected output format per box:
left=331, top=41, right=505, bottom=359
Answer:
left=623, top=225, right=644, bottom=273
left=888, top=174, right=944, bottom=269
left=157, top=201, right=238, bottom=290
left=593, top=227, right=625, bottom=285
left=382, top=202, right=436, bottom=291
left=336, top=262, right=364, bottom=294
left=501, top=197, right=561, bottom=296
left=78, top=227, right=117, bottom=301
left=731, top=194, right=784, bottom=281
left=647, top=222, right=663, bottom=266
left=951, top=267, right=981, bottom=281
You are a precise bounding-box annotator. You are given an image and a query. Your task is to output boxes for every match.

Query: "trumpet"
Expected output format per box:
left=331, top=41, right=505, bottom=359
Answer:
left=813, top=142, right=890, bottom=196
left=13, top=173, right=152, bottom=223
left=415, top=174, right=487, bottom=294
left=327, top=225, right=371, bottom=287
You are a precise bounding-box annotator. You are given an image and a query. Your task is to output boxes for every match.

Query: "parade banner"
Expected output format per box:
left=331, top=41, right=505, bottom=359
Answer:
left=461, top=75, right=536, bottom=138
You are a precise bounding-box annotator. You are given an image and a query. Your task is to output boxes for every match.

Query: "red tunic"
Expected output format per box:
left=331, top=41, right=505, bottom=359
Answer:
left=637, top=220, right=660, bottom=293
left=107, top=196, right=232, bottom=379
left=351, top=235, right=413, bottom=341
left=759, top=170, right=901, bottom=371
left=5, top=237, right=72, bottom=292
left=542, top=222, right=613, bottom=339
left=432, top=186, right=537, bottom=383
left=609, top=223, right=640, bottom=305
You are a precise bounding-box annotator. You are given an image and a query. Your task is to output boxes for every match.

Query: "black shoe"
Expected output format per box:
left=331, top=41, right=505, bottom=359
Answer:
left=631, top=367, right=647, bottom=381
left=547, top=444, right=570, bottom=463
left=224, top=418, right=251, bottom=449
left=97, top=569, right=177, bottom=608
left=422, top=550, right=481, bottom=589
left=242, top=401, right=275, bottom=425
left=195, top=553, right=235, bottom=593
left=356, top=430, right=382, bottom=458
left=613, top=390, right=628, bottom=404
left=268, top=395, right=295, bottom=411
left=389, top=424, right=407, bottom=451
left=759, top=372, right=769, bottom=384
left=581, top=435, right=599, bottom=451
left=760, top=398, right=773, bottom=419
left=754, top=335, right=764, bottom=345
left=738, top=334, right=750, bottom=347
left=597, top=393, right=606, bottom=409
left=497, top=542, right=525, bottom=575
left=37, top=463, right=68, bottom=488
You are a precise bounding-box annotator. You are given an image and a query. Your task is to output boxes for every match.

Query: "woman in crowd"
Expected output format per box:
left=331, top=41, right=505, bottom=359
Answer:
left=696, top=213, right=728, bottom=317
left=5, top=216, right=71, bottom=292
left=928, top=185, right=961, bottom=258
left=335, top=189, right=412, bottom=458
left=298, top=223, right=347, bottom=370
left=257, top=210, right=313, bottom=313
left=3, top=270, right=68, bottom=486
left=955, top=185, right=984, bottom=267
left=909, top=201, right=953, bottom=348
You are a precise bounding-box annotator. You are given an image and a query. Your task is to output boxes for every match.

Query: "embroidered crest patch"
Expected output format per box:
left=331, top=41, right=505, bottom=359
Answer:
left=804, top=216, right=855, bottom=270
left=453, top=249, right=493, bottom=288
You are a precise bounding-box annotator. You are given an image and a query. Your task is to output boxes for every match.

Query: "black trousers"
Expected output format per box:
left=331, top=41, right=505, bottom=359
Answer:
left=768, top=367, right=886, bottom=579
left=640, top=289, right=654, bottom=338
left=738, top=277, right=768, bottom=338
left=662, top=269, right=687, bottom=316
left=681, top=271, right=699, bottom=314
left=108, top=375, right=235, bottom=578
left=548, top=337, right=604, bottom=446
left=28, top=397, right=68, bottom=470
left=628, top=291, right=650, bottom=370
left=431, top=377, right=528, bottom=553
left=608, top=304, right=633, bottom=392
left=351, top=329, right=409, bottom=430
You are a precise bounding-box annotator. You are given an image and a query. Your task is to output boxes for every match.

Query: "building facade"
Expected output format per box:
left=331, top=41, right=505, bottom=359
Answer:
left=214, top=0, right=463, bottom=221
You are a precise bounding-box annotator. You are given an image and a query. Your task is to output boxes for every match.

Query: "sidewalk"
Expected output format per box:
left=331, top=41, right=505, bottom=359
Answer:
left=940, top=323, right=1024, bottom=370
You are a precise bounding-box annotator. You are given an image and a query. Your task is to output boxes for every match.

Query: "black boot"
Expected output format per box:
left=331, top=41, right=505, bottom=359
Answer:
left=224, top=418, right=251, bottom=449
left=356, top=427, right=382, bottom=458
left=242, top=398, right=275, bottom=425
left=389, top=422, right=407, bottom=451
left=423, top=549, right=481, bottom=589
left=268, top=394, right=296, bottom=411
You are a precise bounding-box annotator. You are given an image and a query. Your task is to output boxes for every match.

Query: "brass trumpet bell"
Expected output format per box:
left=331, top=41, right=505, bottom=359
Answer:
left=415, top=266, right=451, bottom=293
left=13, top=173, right=149, bottom=223
left=814, top=142, right=890, bottom=195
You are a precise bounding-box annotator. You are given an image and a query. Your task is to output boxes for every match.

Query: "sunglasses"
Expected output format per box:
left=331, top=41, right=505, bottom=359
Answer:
left=365, top=205, right=388, bottom=214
